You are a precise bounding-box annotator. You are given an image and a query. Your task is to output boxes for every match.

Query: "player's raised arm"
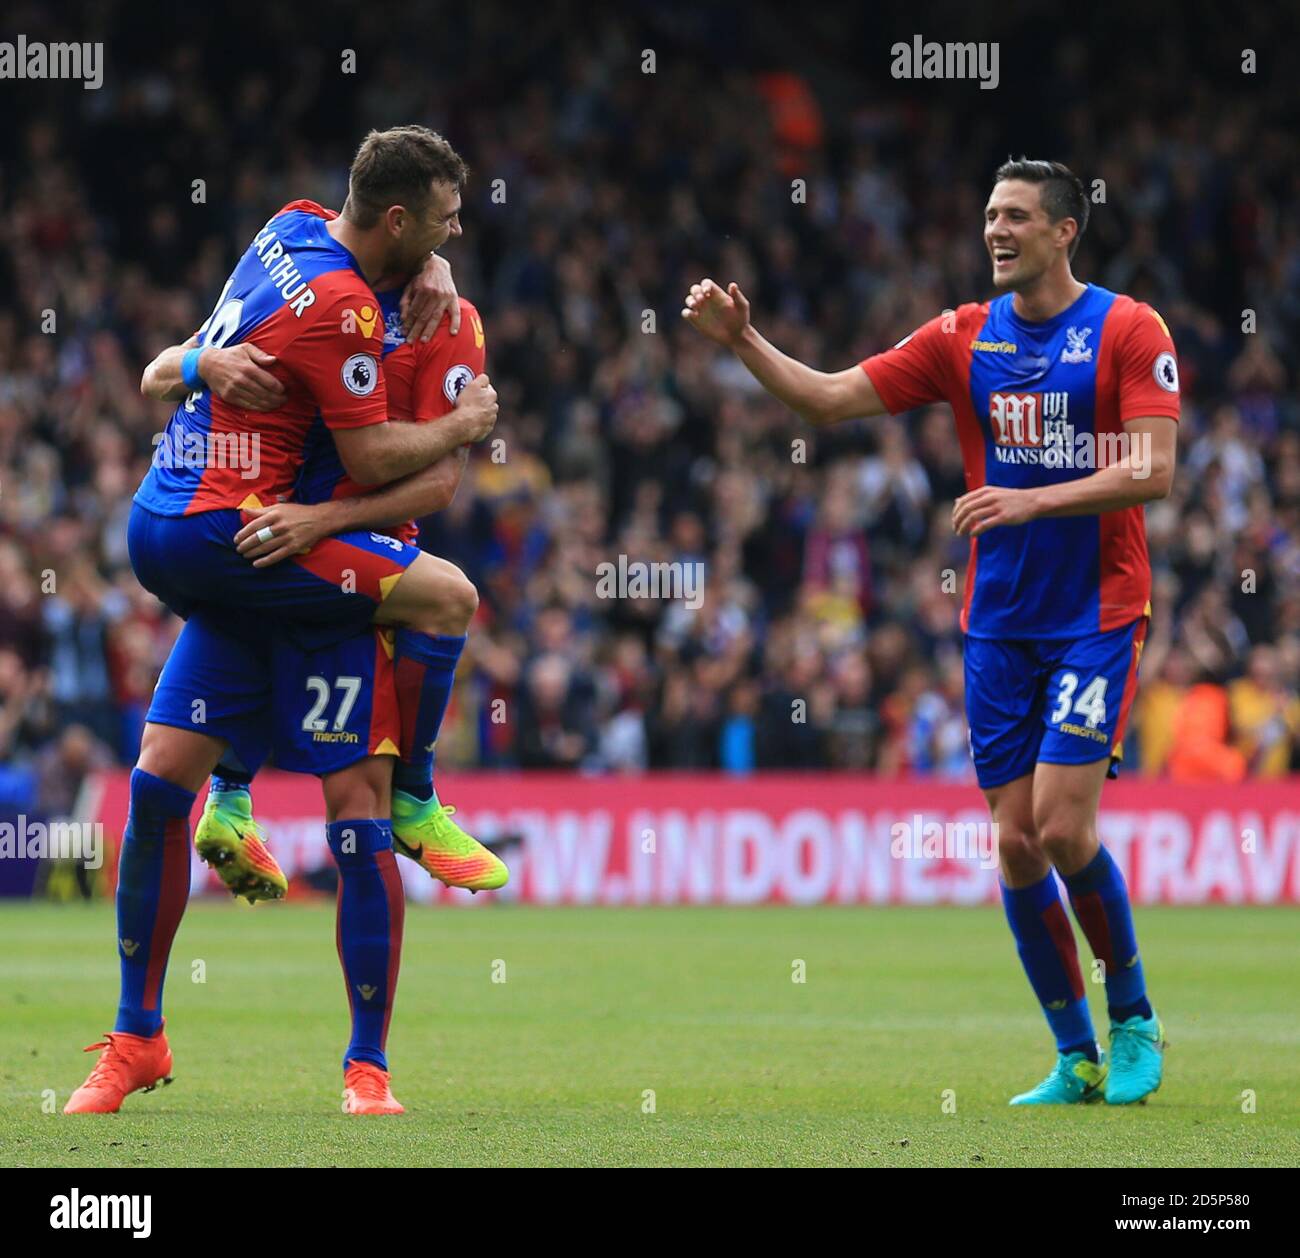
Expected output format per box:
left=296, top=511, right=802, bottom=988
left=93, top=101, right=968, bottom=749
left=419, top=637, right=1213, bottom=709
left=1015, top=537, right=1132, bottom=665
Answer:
left=140, top=336, right=287, bottom=411
left=681, top=278, right=887, bottom=425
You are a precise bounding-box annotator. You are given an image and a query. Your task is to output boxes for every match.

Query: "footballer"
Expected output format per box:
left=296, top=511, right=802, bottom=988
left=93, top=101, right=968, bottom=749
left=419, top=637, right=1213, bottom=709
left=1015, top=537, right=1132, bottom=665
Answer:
left=63, top=128, right=502, bottom=1118
left=683, top=159, right=1177, bottom=1106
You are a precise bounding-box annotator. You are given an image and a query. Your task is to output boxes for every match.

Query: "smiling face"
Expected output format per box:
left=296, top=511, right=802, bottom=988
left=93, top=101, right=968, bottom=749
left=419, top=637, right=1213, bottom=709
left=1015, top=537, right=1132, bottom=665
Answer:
left=984, top=179, right=1076, bottom=290
left=383, top=179, right=463, bottom=277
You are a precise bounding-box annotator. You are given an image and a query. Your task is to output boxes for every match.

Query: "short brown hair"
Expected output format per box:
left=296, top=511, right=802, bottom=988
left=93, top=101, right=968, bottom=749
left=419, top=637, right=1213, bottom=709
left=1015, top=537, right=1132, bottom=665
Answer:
left=343, top=126, right=468, bottom=228
left=993, top=157, right=1089, bottom=259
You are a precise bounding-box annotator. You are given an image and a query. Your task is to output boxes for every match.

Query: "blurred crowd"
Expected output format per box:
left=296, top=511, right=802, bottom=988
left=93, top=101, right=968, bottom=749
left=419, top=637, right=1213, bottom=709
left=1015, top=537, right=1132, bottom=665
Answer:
left=1, top=1, right=1298, bottom=812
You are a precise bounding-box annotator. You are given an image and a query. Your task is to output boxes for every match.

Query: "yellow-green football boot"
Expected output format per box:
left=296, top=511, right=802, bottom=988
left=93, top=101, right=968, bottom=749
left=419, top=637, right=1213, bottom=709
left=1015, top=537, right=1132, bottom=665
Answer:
left=390, top=791, right=508, bottom=892
left=193, top=788, right=287, bottom=904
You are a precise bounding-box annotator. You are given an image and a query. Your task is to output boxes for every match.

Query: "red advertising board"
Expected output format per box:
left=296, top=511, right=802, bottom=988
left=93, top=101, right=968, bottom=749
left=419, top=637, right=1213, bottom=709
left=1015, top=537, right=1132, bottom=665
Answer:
left=88, top=771, right=1300, bottom=906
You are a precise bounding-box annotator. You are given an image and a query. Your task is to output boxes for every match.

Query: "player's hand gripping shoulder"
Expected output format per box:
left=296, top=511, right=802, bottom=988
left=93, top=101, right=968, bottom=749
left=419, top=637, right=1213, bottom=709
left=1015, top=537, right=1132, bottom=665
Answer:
left=403, top=252, right=461, bottom=341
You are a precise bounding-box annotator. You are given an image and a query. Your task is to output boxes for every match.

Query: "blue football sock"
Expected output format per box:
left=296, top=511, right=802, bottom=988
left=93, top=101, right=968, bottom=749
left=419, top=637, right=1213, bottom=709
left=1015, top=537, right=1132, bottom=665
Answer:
left=393, top=629, right=465, bottom=802
left=1062, top=846, right=1152, bottom=1023
left=1001, top=874, right=1097, bottom=1059
left=327, top=820, right=404, bottom=1071
left=115, top=768, right=196, bottom=1037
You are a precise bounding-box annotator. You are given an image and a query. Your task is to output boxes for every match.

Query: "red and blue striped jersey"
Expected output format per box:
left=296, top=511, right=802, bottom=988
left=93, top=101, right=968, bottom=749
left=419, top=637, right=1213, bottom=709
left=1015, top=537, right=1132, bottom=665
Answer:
left=861, top=284, right=1180, bottom=639
left=136, top=200, right=388, bottom=516
left=293, top=293, right=486, bottom=544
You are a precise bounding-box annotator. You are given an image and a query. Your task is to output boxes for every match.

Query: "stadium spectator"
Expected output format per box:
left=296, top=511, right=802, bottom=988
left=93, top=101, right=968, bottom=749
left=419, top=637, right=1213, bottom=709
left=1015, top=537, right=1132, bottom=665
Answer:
left=1229, top=646, right=1300, bottom=776
left=0, top=3, right=1296, bottom=780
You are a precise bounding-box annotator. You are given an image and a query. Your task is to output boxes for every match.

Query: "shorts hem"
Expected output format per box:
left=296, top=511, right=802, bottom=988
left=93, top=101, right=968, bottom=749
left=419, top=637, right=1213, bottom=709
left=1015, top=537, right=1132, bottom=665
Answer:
left=1034, top=752, right=1115, bottom=769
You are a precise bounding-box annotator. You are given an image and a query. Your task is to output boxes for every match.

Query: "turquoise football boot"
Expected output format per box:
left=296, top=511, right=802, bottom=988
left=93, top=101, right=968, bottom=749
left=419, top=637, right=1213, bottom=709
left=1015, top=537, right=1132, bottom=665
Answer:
left=1009, top=1049, right=1107, bottom=1105
left=1105, top=1013, right=1166, bottom=1104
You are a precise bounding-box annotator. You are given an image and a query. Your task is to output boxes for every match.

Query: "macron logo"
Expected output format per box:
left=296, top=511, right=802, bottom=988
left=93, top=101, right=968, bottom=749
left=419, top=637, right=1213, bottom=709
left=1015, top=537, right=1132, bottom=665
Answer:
left=50, top=1190, right=151, bottom=1239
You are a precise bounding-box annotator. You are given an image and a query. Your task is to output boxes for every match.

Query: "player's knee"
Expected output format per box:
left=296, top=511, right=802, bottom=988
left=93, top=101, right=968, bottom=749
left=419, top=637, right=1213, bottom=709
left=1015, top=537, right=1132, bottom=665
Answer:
left=1035, top=815, right=1090, bottom=867
left=997, top=827, right=1045, bottom=879
left=321, top=757, right=392, bottom=823
left=322, top=783, right=384, bottom=823
left=445, top=570, right=478, bottom=627
left=407, top=568, right=478, bottom=635
left=137, top=723, right=224, bottom=795
left=385, top=555, right=477, bottom=636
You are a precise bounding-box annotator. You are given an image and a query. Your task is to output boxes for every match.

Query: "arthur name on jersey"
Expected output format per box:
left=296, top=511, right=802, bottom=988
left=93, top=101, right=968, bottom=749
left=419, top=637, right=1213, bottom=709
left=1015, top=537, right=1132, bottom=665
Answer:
left=250, top=224, right=317, bottom=316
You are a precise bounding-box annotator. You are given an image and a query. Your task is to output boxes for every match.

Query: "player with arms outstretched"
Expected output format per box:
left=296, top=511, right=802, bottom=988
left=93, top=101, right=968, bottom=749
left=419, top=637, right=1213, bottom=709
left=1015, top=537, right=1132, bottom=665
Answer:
left=683, top=159, right=1177, bottom=1106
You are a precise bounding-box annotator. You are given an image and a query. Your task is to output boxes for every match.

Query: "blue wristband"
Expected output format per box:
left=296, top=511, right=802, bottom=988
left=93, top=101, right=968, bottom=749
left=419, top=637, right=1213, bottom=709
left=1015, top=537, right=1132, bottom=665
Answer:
left=181, top=347, right=205, bottom=391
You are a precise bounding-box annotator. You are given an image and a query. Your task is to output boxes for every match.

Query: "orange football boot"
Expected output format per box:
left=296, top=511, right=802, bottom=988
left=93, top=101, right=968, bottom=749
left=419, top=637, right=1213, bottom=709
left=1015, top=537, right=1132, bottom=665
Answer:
left=64, top=1024, right=174, bottom=1114
left=343, top=1060, right=405, bottom=1115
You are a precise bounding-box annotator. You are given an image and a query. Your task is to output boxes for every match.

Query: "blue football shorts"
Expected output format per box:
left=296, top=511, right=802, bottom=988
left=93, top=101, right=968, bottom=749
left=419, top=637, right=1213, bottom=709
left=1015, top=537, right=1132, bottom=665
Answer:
left=128, top=501, right=419, bottom=652
left=962, top=616, right=1148, bottom=790
left=145, top=613, right=402, bottom=778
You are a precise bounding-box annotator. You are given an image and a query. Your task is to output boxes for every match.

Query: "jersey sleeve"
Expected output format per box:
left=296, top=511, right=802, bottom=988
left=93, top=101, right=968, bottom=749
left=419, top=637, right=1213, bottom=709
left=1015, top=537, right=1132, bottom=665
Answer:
left=409, top=299, right=486, bottom=423
left=1116, top=303, right=1181, bottom=423
left=278, top=285, right=389, bottom=430
left=859, top=312, right=957, bottom=414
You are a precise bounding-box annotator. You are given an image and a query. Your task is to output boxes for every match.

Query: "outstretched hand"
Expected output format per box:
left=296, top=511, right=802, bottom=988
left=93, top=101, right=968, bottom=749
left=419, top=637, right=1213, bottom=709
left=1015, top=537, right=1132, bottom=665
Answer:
left=681, top=278, right=751, bottom=347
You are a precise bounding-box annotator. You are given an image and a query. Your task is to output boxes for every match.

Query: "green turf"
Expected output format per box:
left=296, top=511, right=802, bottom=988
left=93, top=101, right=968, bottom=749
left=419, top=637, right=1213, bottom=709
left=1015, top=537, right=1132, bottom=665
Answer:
left=0, top=902, right=1296, bottom=1167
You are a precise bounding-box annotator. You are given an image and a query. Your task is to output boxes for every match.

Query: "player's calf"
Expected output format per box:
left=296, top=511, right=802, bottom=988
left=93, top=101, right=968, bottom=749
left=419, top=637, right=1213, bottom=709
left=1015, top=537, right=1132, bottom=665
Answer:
left=376, top=564, right=508, bottom=892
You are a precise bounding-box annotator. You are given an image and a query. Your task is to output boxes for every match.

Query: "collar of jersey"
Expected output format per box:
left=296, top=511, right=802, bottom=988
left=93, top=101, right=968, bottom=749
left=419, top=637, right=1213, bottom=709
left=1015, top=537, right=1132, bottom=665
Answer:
left=1002, top=282, right=1094, bottom=334
left=304, top=210, right=370, bottom=284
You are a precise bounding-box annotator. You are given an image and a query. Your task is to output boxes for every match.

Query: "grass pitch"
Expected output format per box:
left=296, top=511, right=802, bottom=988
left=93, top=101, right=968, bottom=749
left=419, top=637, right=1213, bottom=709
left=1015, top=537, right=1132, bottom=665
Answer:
left=1, top=902, right=1296, bottom=1167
